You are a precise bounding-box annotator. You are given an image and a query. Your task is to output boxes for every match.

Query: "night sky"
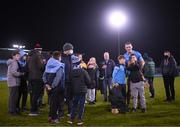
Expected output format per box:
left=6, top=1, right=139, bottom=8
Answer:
left=0, top=0, right=180, bottom=65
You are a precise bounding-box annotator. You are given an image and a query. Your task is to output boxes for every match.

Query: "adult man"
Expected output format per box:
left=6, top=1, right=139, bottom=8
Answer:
left=161, top=51, right=178, bottom=102
left=123, top=42, right=145, bottom=109
left=61, top=43, right=78, bottom=116
left=28, top=48, right=44, bottom=116
left=100, top=52, right=115, bottom=101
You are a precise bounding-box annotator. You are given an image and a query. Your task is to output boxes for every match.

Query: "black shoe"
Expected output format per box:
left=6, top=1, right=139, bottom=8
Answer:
left=22, top=107, right=29, bottom=112
left=126, top=107, right=130, bottom=112
left=163, top=99, right=171, bottom=102
left=131, top=108, right=137, bottom=113
left=171, top=99, right=175, bottom=102
left=150, top=96, right=154, bottom=98
left=9, top=112, right=19, bottom=116
left=142, top=108, right=146, bottom=113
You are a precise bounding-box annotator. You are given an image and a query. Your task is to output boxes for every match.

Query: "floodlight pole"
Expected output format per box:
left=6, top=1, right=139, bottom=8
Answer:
left=117, top=30, right=120, bottom=55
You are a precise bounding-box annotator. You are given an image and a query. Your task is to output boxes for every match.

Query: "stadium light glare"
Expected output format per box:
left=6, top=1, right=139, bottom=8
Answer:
left=107, top=10, right=127, bottom=29
left=12, top=44, right=26, bottom=49
left=106, top=9, right=128, bottom=55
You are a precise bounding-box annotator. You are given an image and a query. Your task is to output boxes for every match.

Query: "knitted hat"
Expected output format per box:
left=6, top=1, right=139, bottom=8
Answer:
left=63, top=43, right=73, bottom=51
left=34, top=43, right=42, bottom=51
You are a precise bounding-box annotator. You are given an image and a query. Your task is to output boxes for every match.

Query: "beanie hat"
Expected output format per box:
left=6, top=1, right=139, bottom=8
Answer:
left=34, top=43, right=42, bottom=51
left=63, top=43, right=73, bottom=51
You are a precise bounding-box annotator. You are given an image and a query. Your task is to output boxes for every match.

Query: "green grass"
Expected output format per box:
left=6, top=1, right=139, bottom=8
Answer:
left=0, top=77, right=180, bottom=126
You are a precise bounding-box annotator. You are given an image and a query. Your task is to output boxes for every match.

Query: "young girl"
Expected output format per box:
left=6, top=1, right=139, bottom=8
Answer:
left=86, top=57, right=99, bottom=104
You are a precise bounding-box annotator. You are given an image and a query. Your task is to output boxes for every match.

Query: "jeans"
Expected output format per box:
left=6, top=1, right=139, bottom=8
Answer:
left=163, top=76, right=175, bottom=100
left=103, top=78, right=112, bottom=101
left=70, top=94, right=86, bottom=121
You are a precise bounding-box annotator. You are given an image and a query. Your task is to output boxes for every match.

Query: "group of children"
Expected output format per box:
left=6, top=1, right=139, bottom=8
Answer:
left=111, top=54, right=147, bottom=114
left=6, top=45, right=148, bottom=126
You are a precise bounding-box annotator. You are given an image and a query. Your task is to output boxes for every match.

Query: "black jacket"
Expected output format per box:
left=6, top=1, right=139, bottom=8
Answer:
left=161, top=56, right=178, bottom=77
left=72, top=68, right=91, bottom=94
left=87, top=67, right=99, bottom=89
left=99, top=59, right=115, bottom=78
left=28, top=50, right=44, bottom=81
left=127, top=62, right=144, bottom=83
left=61, top=53, right=72, bottom=83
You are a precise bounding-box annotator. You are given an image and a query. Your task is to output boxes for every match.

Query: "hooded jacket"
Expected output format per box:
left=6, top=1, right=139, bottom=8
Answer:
left=87, top=64, right=99, bottom=89
left=18, top=51, right=28, bottom=80
left=7, top=59, right=23, bottom=87
left=72, top=68, right=91, bottom=94
left=43, top=57, right=65, bottom=89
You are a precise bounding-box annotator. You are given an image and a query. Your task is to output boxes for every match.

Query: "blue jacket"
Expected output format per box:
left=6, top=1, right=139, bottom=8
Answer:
left=112, top=64, right=126, bottom=85
left=43, top=57, right=65, bottom=89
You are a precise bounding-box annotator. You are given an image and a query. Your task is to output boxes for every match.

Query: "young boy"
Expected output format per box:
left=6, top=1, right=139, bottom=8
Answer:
left=43, top=51, right=65, bottom=123
left=67, top=56, right=90, bottom=126
left=111, top=55, right=126, bottom=114
left=127, top=54, right=146, bottom=113
left=7, top=50, right=24, bottom=115
left=17, top=50, right=28, bottom=112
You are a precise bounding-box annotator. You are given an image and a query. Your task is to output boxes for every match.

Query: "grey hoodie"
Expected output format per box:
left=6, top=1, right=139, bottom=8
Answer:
left=7, top=59, right=23, bottom=87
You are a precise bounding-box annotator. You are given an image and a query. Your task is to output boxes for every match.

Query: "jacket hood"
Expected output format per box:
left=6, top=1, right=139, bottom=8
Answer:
left=6, top=59, right=14, bottom=66
left=72, top=68, right=82, bottom=77
left=45, top=57, right=64, bottom=73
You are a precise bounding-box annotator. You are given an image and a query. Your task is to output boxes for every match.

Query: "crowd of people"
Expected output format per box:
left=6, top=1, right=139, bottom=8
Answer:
left=6, top=42, right=179, bottom=125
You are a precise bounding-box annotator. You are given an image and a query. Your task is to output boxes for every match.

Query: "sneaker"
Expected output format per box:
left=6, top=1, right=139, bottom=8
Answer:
left=67, top=120, right=73, bottom=124
left=67, top=113, right=71, bottom=117
left=77, top=120, right=83, bottom=126
left=142, top=108, right=146, bottom=113
left=29, top=112, right=39, bottom=116
left=50, top=119, right=59, bottom=124
left=131, top=108, right=137, bottom=113
left=48, top=117, right=52, bottom=122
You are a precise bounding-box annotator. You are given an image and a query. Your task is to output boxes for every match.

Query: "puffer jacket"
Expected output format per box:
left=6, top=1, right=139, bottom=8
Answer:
left=72, top=68, right=91, bottom=94
left=7, top=59, right=23, bottom=87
